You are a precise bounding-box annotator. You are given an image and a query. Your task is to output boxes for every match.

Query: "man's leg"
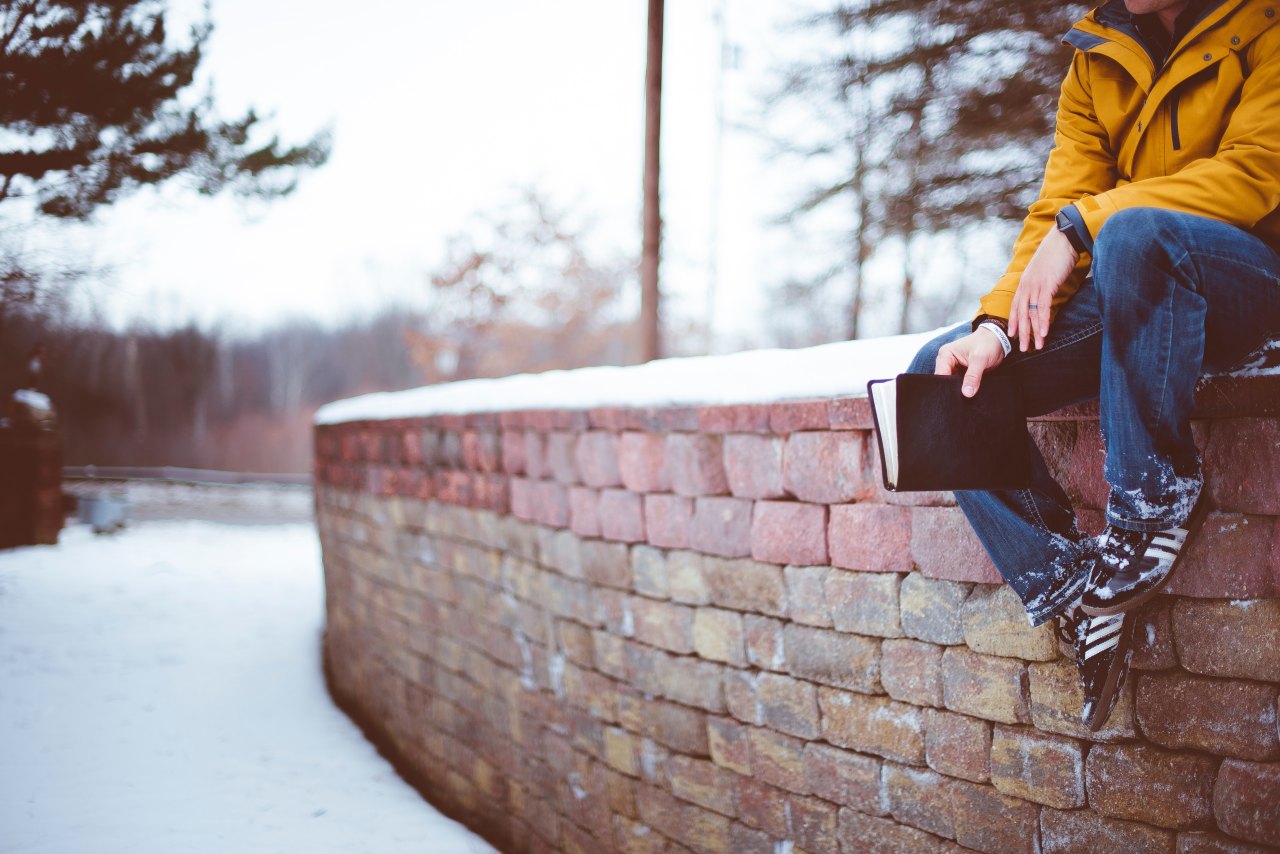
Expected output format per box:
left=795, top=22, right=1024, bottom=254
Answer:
left=905, top=285, right=1105, bottom=627
left=1093, top=207, right=1280, bottom=531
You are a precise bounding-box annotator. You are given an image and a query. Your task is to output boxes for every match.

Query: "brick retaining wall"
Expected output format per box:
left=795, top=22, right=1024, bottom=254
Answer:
left=314, top=377, right=1280, bottom=854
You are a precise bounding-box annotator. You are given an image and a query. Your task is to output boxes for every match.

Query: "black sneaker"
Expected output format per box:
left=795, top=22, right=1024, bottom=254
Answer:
left=1057, top=603, right=1135, bottom=732
left=1079, top=495, right=1210, bottom=617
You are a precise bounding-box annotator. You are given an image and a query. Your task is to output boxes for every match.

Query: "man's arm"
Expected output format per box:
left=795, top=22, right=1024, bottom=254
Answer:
left=1066, top=29, right=1280, bottom=249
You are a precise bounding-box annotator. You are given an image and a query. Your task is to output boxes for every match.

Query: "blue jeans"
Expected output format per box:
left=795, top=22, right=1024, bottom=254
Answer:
left=908, top=208, right=1280, bottom=626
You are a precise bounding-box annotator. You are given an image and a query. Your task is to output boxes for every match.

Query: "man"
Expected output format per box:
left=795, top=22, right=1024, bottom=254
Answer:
left=907, top=0, right=1280, bottom=730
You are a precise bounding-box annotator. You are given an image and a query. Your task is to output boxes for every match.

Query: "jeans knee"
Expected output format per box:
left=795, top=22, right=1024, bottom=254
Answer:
left=907, top=323, right=968, bottom=374
left=1093, top=207, right=1183, bottom=267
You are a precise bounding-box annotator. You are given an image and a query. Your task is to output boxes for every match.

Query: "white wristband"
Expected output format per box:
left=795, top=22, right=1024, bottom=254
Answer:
left=978, top=321, right=1012, bottom=357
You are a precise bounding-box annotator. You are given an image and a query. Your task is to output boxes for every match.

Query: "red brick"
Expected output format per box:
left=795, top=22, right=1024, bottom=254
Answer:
left=724, top=434, right=786, bottom=499
left=707, top=715, right=751, bottom=775
left=924, top=709, right=990, bottom=783
left=666, top=434, right=729, bottom=497
left=786, top=792, right=840, bottom=852
left=461, top=429, right=500, bottom=472
left=782, top=431, right=874, bottom=504
left=1166, top=512, right=1278, bottom=598
left=990, top=725, right=1085, bottom=809
left=1214, top=759, right=1280, bottom=848
left=828, top=504, right=913, bottom=573
left=828, top=397, right=875, bottom=430
left=750, top=501, right=828, bottom=566
left=1206, top=418, right=1280, bottom=514
left=569, top=486, right=601, bottom=538
left=1177, top=831, right=1273, bottom=853
left=665, top=754, right=737, bottom=817
left=656, top=406, right=700, bottom=432
left=769, top=399, right=831, bottom=433
left=696, top=403, right=772, bottom=434
left=618, top=431, right=670, bottom=493
left=1086, top=743, right=1218, bottom=829
left=690, top=497, right=754, bottom=558
left=500, top=429, right=527, bottom=475
left=524, top=430, right=548, bottom=478
left=644, top=494, right=692, bottom=549
left=1040, top=808, right=1175, bottom=854
left=1137, top=672, right=1279, bottom=761
left=547, top=431, right=579, bottom=483
left=912, top=507, right=1001, bottom=583
left=576, top=431, right=622, bottom=488
left=532, top=480, right=570, bottom=527
left=803, top=742, right=884, bottom=815
left=732, top=774, right=790, bottom=838
left=599, top=489, right=646, bottom=543
left=950, top=778, right=1041, bottom=854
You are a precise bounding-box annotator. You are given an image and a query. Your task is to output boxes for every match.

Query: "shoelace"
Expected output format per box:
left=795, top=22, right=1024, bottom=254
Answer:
left=1098, top=526, right=1149, bottom=571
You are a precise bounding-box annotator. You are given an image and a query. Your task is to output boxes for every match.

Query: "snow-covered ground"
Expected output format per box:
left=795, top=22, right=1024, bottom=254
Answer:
left=0, top=521, right=497, bottom=854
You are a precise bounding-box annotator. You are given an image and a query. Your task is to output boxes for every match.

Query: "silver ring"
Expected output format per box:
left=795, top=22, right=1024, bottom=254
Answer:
left=1029, top=303, right=1039, bottom=310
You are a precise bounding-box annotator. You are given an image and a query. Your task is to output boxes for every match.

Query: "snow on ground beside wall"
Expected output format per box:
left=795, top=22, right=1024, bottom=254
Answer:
left=314, top=325, right=955, bottom=425
left=0, top=522, right=496, bottom=854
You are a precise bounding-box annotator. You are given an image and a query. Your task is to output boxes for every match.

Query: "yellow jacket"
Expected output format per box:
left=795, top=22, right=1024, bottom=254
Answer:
left=977, top=0, right=1280, bottom=324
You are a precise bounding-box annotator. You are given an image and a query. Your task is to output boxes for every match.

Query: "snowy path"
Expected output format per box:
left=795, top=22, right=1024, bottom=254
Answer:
left=0, top=521, right=497, bottom=854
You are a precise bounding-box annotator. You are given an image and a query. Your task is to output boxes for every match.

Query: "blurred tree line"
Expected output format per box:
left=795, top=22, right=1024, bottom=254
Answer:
left=763, top=0, right=1088, bottom=342
left=1, top=190, right=632, bottom=472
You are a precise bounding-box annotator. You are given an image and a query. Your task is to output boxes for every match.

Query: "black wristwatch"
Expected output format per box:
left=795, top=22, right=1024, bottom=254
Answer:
left=1055, top=209, right=1089, bottom=255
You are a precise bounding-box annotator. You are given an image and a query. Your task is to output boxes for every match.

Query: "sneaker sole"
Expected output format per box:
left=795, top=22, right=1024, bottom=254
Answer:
left=1080, top=497, right=1211, bottom=617
left=1083, top=615, right=1136, bottom=732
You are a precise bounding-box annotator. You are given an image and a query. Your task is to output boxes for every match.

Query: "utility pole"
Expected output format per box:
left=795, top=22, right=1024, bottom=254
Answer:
left=640, top=0, right=664, bottom=362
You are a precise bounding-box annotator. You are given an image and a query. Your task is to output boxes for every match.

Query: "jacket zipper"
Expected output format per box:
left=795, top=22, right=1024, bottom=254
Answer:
left=1170, top=90, right=1181, bottom=151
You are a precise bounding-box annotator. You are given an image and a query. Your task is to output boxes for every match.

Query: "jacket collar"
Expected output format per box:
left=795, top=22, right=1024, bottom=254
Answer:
left=1092, top=0, right=1227, bottom=64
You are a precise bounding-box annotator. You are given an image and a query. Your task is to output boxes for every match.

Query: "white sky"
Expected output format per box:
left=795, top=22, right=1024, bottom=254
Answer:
left=10, top=0, right=827, bottom=345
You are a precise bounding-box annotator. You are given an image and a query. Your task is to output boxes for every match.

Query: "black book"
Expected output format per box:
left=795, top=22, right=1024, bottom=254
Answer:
left=866, top=373, right=1034, bottom=491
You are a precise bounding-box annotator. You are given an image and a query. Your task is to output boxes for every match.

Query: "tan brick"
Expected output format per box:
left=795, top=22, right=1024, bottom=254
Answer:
left=924, top=708, right=991, bottom=783
left=667, top=550, right=712, bottom=605
left=692, top=607, right=746, bottom=666
left=665, top=754, right=736, bottom=817
left=645, top=698, right=711, bottom=756
left=592, top=629, right=630, bottom=681
left=803, top=742, right=884, bottom=816
left=1086, top=743, right=1217, bottom=829
left=882, top=638, right=944, bottom=707
left=819, top=688, right=925, bottom=765
left=1172, top=598, right=1280, bottom=682
left=900, top=572, right=970, bottom=644
left=950, top=778, right=1041, bottom=854
left=605, top=726, right=640, bottom=776
left=826, top=569, right=904, bottom=638
left=942, top=647, right=1031, bottom=724
left=785, top=564, right=833, bottom=627
left=582, top=538, right=633, bottom=588
left=1214, top=758, right=1280, bottom=848
left=556, top=618, right=596, bottom=667
left=657, top=653, right=725, bottom=713
left=1132, top=596, right=1179, bottom=670
left=635, top=737, right=671, bottom=786
left=722, top=669, right=761, bottom=725
left=748, top=727, right=810, bottom=795
left=631, top=544, right=669, bottom=598
left=701, top=555, right=787, bottom=616
left=883, top=763, right=956, bottom=839
left=612, top=815, right=666, bottom=854
left=837, top=809, right=956, bottom=854
left=1039, top=807, right=1175, bottom=854
left=962, top=584, right=1059, bottom=661
left=783, top=624, right=880, bottom=693
left=1027, top=659, right=1137, bottom=741
left=743, top=614, right=786, bottom=672
left=1138, top=672, right=1279, bottom=761
left=707, top=716, right=752, bottom=775
left=630, top=596, right=696, bottom=654
left=757, top=671, right=821, bottom=739
left=1177, top=830, right=1275, bottom=853
left=990, top=725, right=1085, bottom=809
left=728, top=822, right=777, bottom=854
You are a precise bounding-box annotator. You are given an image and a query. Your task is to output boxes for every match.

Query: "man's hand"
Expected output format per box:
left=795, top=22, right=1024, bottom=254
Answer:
left=1008, top=226, right=1079, bottom=352
left=934, top=330, right=1007, bottom=398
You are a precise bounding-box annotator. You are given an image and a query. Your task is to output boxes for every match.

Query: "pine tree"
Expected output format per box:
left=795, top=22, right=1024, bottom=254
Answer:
left=0, top=0, right=330, bottom=220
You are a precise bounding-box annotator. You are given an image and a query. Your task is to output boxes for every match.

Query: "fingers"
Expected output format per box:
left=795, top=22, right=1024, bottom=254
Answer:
left=934, top=344, right=962, bottom=376
left=962, top=362, right=985, bottom=398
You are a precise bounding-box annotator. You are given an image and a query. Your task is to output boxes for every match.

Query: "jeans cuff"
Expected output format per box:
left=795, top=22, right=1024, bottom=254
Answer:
left=1104, top=512, right=1183, bottom=533
left=1024, top=567, right=1090, bottom=628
